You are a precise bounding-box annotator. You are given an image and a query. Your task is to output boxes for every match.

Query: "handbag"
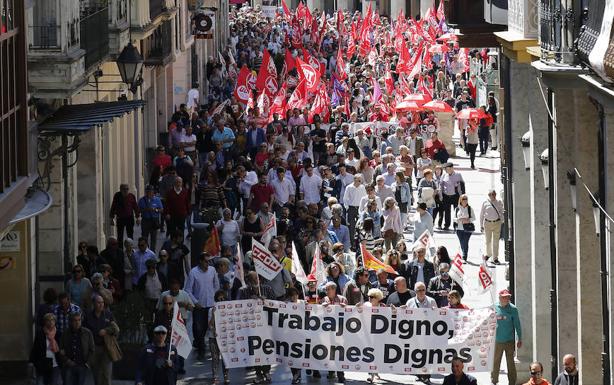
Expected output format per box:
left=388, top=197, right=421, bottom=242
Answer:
left=463, top=206, right=475, bottom=232
left=103, top=333, right=123, bottom=362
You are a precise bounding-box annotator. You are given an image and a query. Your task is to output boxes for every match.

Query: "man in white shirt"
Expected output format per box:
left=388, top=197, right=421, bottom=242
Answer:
left=238, top=165, right=258, bottom=211
left=388, top=127, right=407, bottom=155
left=343, top=174, right=367, bottom=243
left=186, top=83, right=199, bottom=112
left=406, top=282, right=437, bottom=308
left=335, top=164, right=354, bottom=205
left=299, top=165, right=322, bottom=205
left=179, top=125, right=197, bottom=158
left=184, top=252, right=219, bottom=360
left=270, top=167, right=295, bottom=214
left=344, top=148, right=360, bottom=169
left=479, top=189, right=504, bottom=264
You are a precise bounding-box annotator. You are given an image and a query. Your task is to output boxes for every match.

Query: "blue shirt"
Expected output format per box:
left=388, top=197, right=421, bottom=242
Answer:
left=495, top=302, right=522, bottom=343
left=138, top=196, right=163, bottom=220
left=212, top=127, right=235, bottom=149
left=329, top=224, right=351, bottom=252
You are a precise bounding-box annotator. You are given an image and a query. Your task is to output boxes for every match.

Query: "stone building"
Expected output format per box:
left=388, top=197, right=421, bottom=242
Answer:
left=490, top=0, right=614, bottom=384
left=0, top=0, right=227, bottom=378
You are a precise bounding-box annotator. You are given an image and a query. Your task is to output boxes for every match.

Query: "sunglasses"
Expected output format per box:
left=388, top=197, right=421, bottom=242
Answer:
left=368, top=295, right=376, bottom=299
left=416, top=289, right=426, bottom=292
left=530, top=372, right=542, bottom=376
left=164, top=302, right=173, bottom=305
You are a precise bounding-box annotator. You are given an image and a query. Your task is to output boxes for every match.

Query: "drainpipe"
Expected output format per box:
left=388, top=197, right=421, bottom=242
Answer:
left=596, top=102, right=611, bottom=385
left=547, top=88, right=558, bottom=380
left=62, top=134, right=71, bottom=276
left=502, top=55, right=515, bottom=297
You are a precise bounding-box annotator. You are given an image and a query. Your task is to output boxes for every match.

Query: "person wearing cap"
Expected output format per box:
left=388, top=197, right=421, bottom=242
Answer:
left=185, top=252, right=219, bottom=361
left=135, top=325, right=178, bottom=385
left=139, top=185, right=164, bottom=253
left=480, top=189, right=504, bottom=265
left=491, top=289, right=522, bottom=385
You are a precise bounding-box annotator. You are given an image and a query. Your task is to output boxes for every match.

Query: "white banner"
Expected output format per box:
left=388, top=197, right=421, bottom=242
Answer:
left=215, top=300, right=496, bottom=374
left=251, top=239, right=282, bottom=281
left=350, top=121, right=400, bottom=137
left=171, top=302, right=192, bottom=359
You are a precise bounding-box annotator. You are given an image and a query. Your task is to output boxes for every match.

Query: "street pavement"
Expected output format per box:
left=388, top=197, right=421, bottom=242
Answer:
left=13, top=143, right=512, bottom=385
left=172, top=146, right=511, bottom=385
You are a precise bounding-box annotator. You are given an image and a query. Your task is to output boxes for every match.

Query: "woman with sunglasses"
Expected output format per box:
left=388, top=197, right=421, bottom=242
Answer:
left=363, top=288, right=386, bottom=383
left=66, top=264, right=92, bottom=308
left=453, top=194, right=476, bottom=261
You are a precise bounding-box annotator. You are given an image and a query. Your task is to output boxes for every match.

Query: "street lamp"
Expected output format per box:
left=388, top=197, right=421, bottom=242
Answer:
left=540, top=149, right=549, bottom=190
left=116, top=42, right=144, bottom=92
left=592, top=192, right=601, bottom=236
left=521, top=131, right=531, bottom=170
left=567, top=170, right=577, bottom=211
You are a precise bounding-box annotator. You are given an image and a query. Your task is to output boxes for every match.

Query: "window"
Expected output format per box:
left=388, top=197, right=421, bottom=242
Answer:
left=0, top=0, right=15, bottom=34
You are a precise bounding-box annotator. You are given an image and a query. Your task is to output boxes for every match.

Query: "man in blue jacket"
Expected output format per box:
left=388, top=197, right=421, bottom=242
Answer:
left=491, top=289, right=522, bottom=385
left=136, top=325, right=178, bottom=385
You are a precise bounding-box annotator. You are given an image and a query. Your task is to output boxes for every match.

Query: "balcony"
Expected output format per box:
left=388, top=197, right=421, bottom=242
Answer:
left=142, top=20, right=173, bottom=66
left=539, top=0, right=582, bottom=65
left=443, top=0, right=507, bottom=47
left=80, top=4, right=110, bottom=70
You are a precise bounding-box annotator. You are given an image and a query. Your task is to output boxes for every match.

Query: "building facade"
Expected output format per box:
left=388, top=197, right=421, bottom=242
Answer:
left=491, top=0, right=614, bottom=384
left=0, top=0, right=228, bottom=377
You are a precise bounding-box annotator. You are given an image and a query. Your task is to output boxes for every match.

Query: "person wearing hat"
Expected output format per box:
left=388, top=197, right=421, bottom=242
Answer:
left=491, top=289, right=522, bottom=385
left=138, top=185, right=164, bottom=253
left=135, top=325, right=178, bottom=385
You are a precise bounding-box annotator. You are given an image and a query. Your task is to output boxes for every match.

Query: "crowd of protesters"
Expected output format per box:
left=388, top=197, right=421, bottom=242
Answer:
left=27, top=3, right=562, bottom=385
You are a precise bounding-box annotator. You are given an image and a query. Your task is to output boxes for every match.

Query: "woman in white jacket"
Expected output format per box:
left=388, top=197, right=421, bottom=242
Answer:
left=453, top=194, right=476, bottom=261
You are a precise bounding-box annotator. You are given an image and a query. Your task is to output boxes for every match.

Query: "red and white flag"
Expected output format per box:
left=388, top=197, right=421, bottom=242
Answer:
left=449, top=253, right=465, bottom=286
left=234, top=65, right=252, bottom=105
left=256, top=50, right=278, bottom=96
left=296, top=56, right=321, bottom=93
left=291, top=242, right=308, bottom=285
left=336, top=48, right=347, bottom=80
left=412, top=229, right=436, bottom=250
left=478, top=263, right=494, bottom=293
left=261, top=213, right=277, bottom=248
left=170, top=302, right=192, bottom=359
left=309, top=243, right=327, bottom=287
left=252, top=239, right=282, bottom=281
left=285, top=79, right=307, bottom=112
left=234, top=241, right=246, bottom=287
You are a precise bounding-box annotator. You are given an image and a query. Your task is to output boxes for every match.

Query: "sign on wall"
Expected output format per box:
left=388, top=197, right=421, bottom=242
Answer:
left=0, top=231, right=20, bottom=252
left=193, top=9, right=216, bottom=39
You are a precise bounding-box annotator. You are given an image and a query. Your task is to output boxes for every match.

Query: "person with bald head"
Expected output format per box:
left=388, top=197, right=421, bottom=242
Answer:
left=385, top=276, right=416, bottom=306
left=554, top=354, right=578, bottom=385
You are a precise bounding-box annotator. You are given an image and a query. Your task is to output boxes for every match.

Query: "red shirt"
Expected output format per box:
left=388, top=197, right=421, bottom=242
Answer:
left=425, top=139, right=446, bottom=158
left=164, top=188, right=191, bottom=217
left=110, top=193, right=139, bottom=219
left=152, top=154, right=172, bottom=171
left=250, top=183, right=274, bottom=211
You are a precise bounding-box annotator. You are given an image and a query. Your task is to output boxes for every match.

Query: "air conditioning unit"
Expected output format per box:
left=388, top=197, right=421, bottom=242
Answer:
left=484, top=0, right=507, bottom=25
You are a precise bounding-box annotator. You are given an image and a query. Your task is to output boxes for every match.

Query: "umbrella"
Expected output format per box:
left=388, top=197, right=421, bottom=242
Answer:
left=455, top=108, right=488, bottom=120
left=402, top=93, right=432, bottom=104
left=437, top=32, right=458, bottom=42
left=395, top=100, right=422, bottom=112
left=428, top=44, right=448, bottom=54
left=423, top=100, right=455, bottom=113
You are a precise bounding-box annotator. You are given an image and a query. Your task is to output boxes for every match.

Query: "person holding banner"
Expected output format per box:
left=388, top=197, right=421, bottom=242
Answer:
left=208, top=290, right=230, bottom=384
left=135, top=325, right=178, bottom=385
left=363, top=288, right=386, bottom=383
left=427, top=263, right=464, bottom=307
left=491, top=289, right=522, bottom=385
left=447, top=290, right=470, bottom=309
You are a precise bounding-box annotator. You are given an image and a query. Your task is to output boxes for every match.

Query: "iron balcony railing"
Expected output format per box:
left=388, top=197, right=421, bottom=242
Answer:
left=143, top=20, right=172, bottom=65
left=80, top=5, right=110, bottom=70
left=29, top=25, right=61, bottom=49
left=576, top=0, right=602, bottom=65
left=539, top=0, right=583, bottom=65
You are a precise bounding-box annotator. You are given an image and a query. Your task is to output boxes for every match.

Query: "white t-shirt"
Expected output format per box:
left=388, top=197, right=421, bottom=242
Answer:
left=187, top=88, right=199, bottom=109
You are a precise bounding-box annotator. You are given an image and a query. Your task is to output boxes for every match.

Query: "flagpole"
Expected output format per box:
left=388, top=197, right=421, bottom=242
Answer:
left=168, top=303, right=176, bottom=360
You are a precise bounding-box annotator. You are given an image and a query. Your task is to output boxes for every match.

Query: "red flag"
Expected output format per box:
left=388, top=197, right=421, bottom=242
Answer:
left=234, top=65, right=252, bottom=104
left=384, top=64, right=395, bottom=95
left=337, top=10, right=345, bottom=36
left=361, top=244, right=397, bottom=275
left=309, top=243, right=327, bottom=287
left=347, top=37, right=356, bottom=58
left=303, top=5, right=313, bottom=31
left=281, top=0, right=292, bottom=20
left=295, top=56, right=321, bottom=93
left=396, top=40, right=411, bottom=73
left=286, top=79, right=307, bottom=112
left=437, top=0, right=446, bottom=22
left=203, top=227, right=221, bottom=256
left=336, top=49, right=347, bottom=80
left=255, top=50, right=278, bottom=95
left=310, top=83, right=330, bottom=122
left=270, top=82, right=288, bottom=120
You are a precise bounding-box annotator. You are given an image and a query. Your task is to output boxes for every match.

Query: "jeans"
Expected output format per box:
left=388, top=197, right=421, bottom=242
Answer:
left=346, top=206, right=359, bottom=244
left=37, top=367, right=61, bottom=385
left=479, top=127, right=490, bottom=154
left=456, top=229, right=472, bottom=259
left=168, top=215, right=187, bottom=236
left=491, top=341, right=517, bottom=385
left=193, top=306, right=211, bottom=355
left=116, top=216, right=134, bottom=247
left=62, top=365, right=88, bottom=385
